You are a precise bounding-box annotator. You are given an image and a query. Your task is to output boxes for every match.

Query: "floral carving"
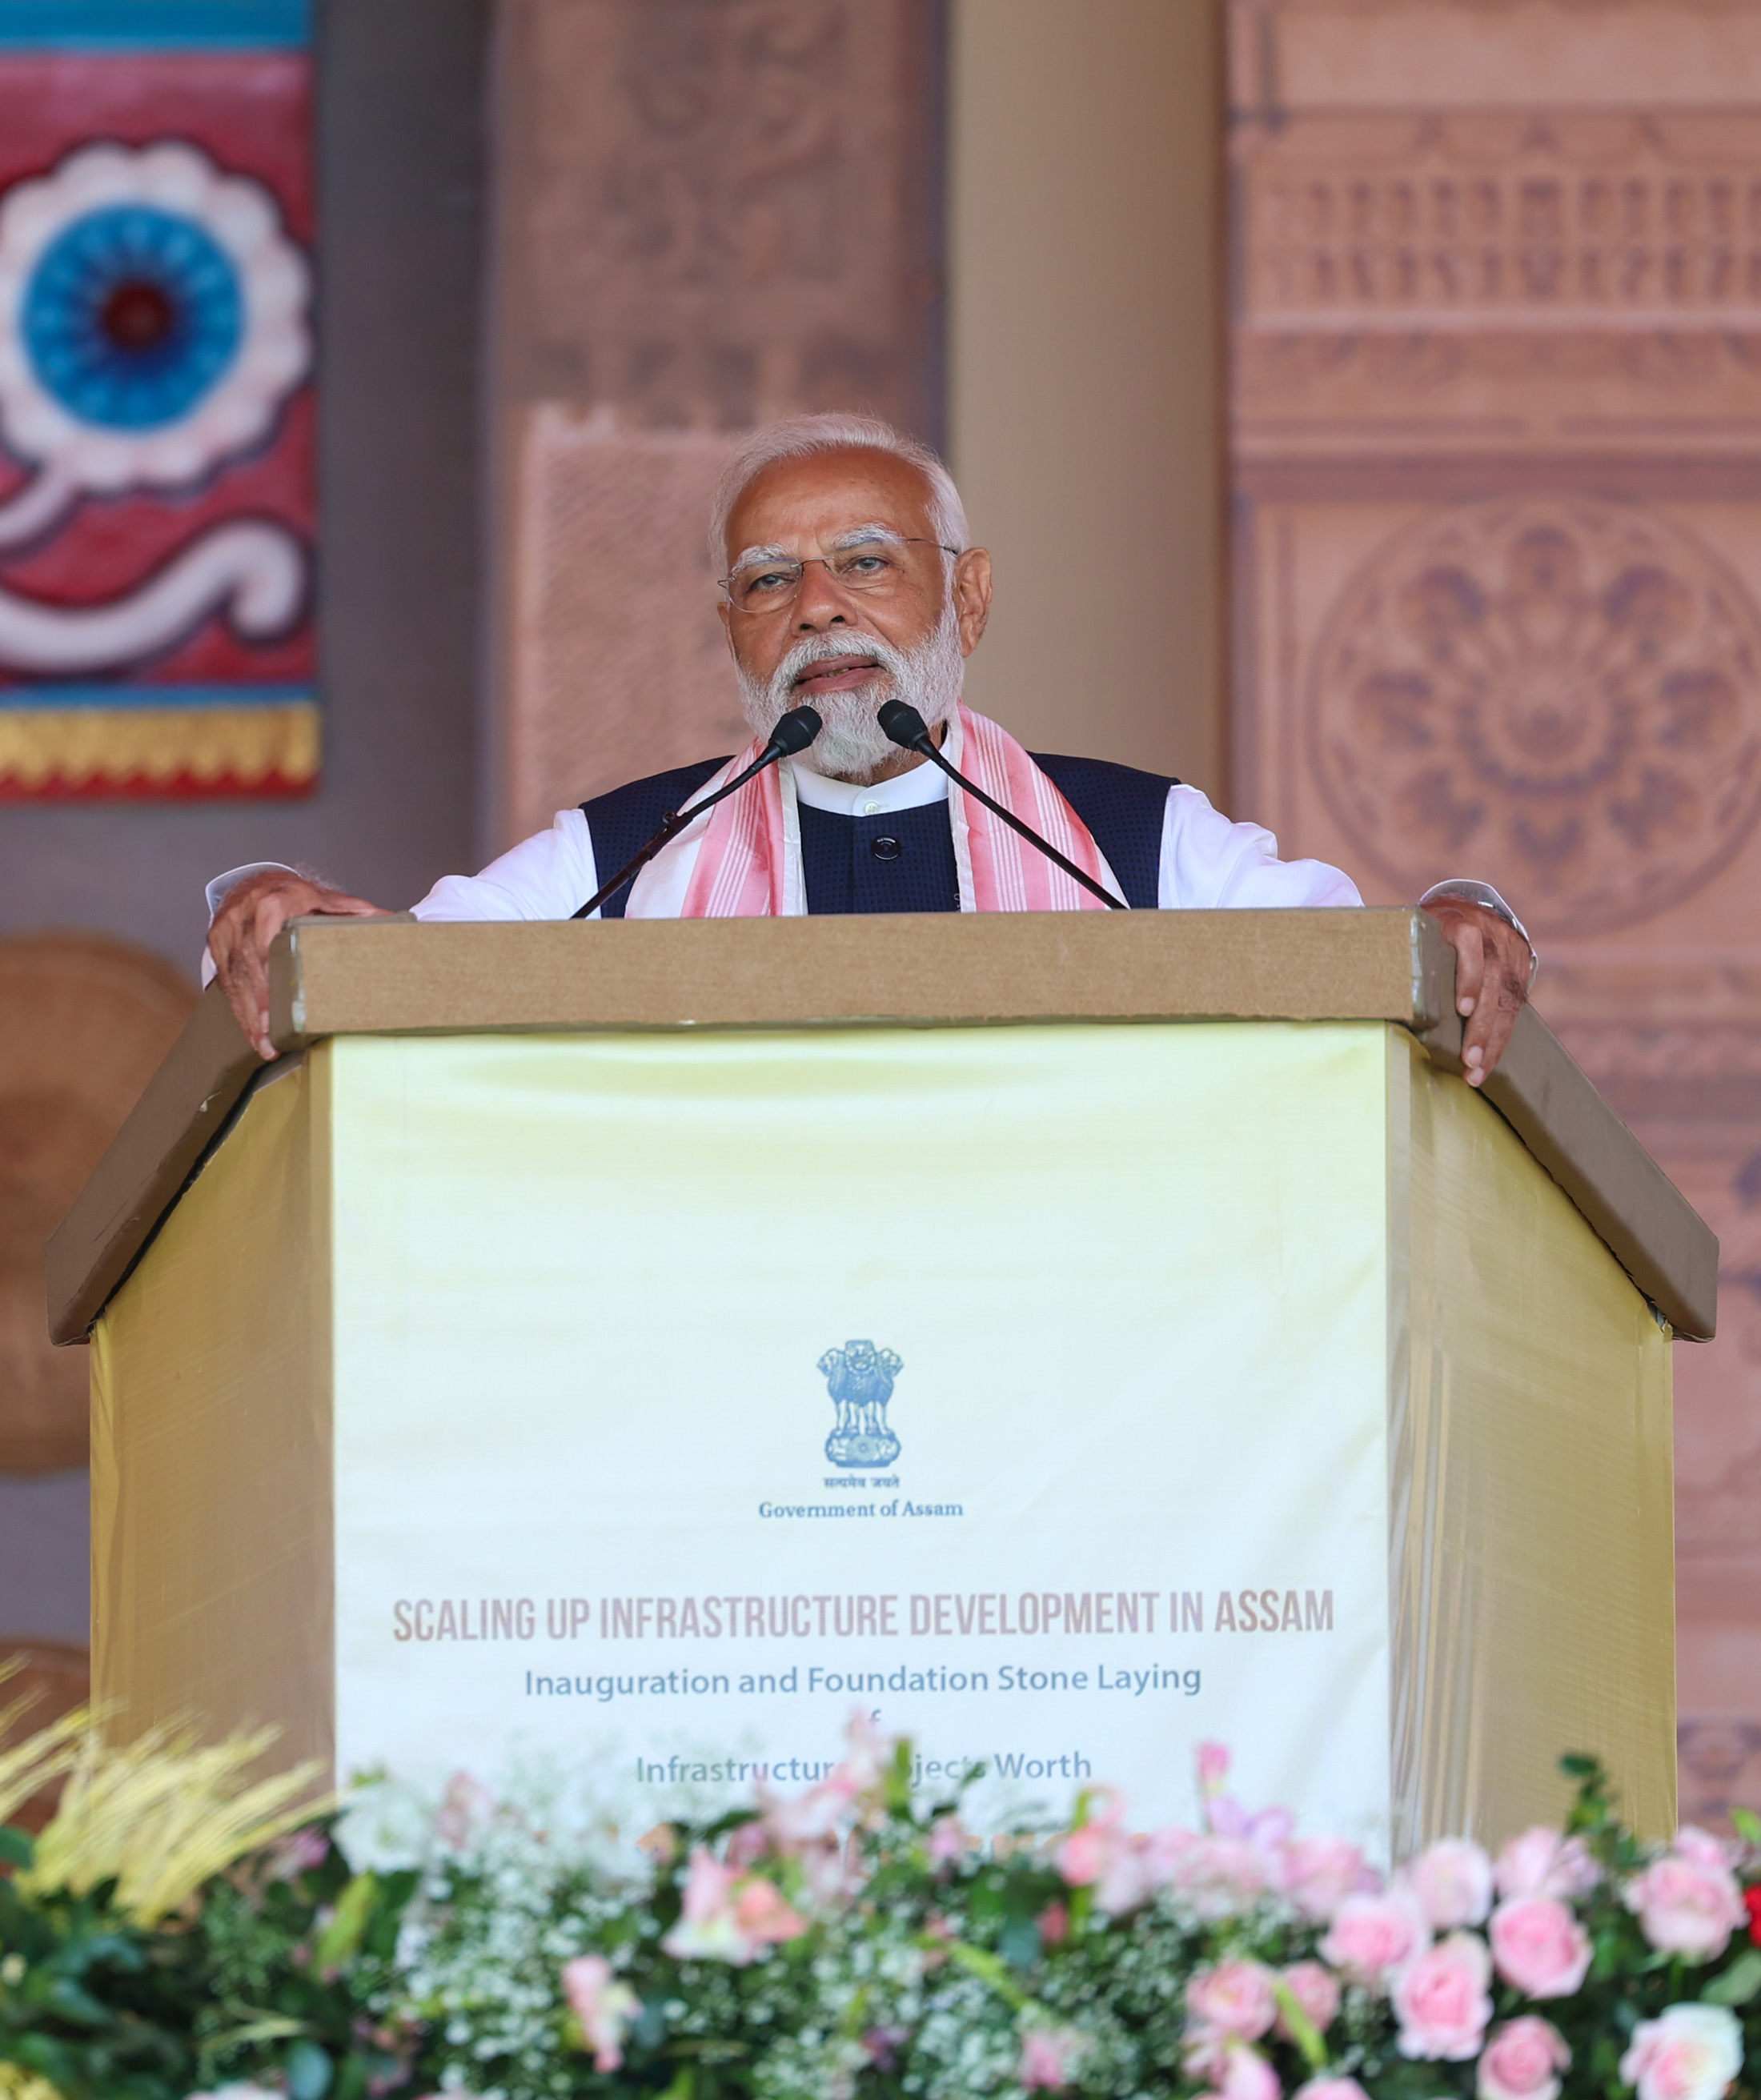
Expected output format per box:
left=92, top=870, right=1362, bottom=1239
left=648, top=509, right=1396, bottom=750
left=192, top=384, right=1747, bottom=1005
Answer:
left=1306, top=497, right=1761, bottom=933
left=510, top=0, right=941, bottom=434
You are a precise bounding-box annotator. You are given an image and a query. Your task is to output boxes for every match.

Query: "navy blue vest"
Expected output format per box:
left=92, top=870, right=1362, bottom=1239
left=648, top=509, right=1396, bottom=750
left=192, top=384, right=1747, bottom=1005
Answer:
left=580, top=752, right=1177, bottom=916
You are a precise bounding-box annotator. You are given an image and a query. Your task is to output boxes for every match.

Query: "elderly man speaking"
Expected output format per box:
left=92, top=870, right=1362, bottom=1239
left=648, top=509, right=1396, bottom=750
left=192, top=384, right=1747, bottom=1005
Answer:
left=207, top=413, right=1535, bottom=1076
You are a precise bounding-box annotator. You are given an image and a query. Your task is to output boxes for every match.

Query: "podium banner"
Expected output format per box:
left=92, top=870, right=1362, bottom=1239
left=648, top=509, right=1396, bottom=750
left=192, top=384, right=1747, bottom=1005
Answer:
left=330, top=1024, right=1394, bottom=1842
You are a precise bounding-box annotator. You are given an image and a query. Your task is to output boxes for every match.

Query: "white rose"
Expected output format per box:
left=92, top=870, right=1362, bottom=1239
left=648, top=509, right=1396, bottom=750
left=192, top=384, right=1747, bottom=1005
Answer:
left=331, top=1777, right=432, bottom=1874
left=1619, top=2004, right=1743, bottom=2100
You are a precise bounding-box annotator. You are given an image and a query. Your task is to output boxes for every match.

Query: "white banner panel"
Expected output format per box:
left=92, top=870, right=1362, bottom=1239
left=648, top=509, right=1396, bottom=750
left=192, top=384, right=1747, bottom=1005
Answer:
left=330, top=1022, right=1392, bottom=1841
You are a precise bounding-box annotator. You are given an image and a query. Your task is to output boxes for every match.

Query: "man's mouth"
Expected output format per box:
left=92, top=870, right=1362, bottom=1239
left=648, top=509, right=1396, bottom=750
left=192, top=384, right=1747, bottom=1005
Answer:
left=791, top=654, right=884, bottom=696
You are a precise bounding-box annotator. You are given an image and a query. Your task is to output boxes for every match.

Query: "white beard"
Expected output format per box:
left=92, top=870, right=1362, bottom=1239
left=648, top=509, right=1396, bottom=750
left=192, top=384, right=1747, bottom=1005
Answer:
left=736, top=609, right=965, bottom=782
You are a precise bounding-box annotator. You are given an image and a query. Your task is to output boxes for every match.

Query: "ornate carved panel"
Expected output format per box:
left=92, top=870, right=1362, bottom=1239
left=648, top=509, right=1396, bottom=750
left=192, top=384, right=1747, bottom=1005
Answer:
left=1306, top=495, right=1761, bottom=935
left=1237, top=113, right=1761, bottom=459
left=1229, top=0, right=1761, bottom=1819
left=490, top=0, right=944, bottom=841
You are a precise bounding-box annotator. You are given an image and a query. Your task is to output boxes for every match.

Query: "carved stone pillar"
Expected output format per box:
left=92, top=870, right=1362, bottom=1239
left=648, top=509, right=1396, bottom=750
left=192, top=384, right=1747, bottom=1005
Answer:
left=1229, top=0, right=1761, bottom=1822
left=487, top=0, right=944, bottom=847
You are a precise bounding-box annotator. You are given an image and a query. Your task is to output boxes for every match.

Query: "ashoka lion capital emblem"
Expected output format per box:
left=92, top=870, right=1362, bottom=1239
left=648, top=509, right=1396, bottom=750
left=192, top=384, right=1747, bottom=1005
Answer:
left=820, top=1339, right=902, bottom=1469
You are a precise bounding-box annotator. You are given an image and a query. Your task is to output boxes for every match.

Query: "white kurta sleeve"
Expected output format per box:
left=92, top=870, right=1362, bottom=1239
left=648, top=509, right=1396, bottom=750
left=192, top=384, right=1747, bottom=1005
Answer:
left=198, top=813, right=604, bottom=982
left=411, top=808, right=600, bottom=923
left=1157, top=784, right=1363, bottom=909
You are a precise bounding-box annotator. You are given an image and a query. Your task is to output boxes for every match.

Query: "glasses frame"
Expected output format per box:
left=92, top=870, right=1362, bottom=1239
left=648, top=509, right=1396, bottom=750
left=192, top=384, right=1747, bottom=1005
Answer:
left=719, top=536, right=961, bottom=615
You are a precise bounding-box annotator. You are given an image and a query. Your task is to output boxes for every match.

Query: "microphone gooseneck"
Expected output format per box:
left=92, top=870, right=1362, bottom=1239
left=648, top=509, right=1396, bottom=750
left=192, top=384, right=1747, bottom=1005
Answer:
left=876, top=701, right=1127, bottom=910
left=572, top=704, right=824, bottom=919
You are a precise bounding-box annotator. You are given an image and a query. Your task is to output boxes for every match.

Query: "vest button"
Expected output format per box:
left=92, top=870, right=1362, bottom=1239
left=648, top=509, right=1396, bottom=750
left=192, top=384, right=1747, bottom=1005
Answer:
left=870, top=835, right=902, bottom=862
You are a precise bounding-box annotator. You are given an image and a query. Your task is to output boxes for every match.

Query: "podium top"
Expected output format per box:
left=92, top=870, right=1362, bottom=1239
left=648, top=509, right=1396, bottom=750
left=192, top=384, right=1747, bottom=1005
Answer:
left=47, top=909, right=1718, bottom=1342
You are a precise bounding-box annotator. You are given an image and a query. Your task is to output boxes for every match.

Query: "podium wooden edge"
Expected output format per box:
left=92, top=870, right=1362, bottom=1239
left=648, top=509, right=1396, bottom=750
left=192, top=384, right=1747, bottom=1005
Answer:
left=1429, top=1006, right=1715, bottom=1341
left=267, top=904, right=1454, bottom=1037
left=48, top=909, right=1719, bottom=1344
left=48, top=984, right=267, bottom=1346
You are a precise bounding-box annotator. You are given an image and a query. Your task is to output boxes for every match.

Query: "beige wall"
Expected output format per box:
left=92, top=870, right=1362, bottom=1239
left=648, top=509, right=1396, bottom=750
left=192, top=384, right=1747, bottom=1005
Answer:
left=948, top=0, right=1225, bottom=794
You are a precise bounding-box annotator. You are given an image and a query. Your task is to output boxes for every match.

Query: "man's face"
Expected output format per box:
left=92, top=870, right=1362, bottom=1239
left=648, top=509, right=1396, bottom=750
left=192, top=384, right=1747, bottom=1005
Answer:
left=719, top=447, right=992, bottom=781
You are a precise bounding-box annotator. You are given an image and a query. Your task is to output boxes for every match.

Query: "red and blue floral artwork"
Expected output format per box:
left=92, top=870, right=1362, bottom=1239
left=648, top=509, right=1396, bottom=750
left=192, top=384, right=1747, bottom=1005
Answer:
left=0, top=0, right=314, bottom=798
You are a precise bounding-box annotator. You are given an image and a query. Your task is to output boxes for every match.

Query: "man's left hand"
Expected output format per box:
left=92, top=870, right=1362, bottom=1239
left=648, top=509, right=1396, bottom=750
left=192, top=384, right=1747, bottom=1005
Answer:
left=1422, top=897, right=1534, bottom=1086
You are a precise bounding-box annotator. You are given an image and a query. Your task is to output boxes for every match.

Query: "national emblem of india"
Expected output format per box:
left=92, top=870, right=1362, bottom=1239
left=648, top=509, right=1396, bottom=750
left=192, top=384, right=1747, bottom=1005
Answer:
left=818, top=1339, right=903, bottom=1469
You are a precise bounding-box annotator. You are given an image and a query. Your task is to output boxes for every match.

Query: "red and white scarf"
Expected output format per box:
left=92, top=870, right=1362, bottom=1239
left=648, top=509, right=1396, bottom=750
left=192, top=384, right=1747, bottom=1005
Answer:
left=623, top=703, right=1122, bottom=918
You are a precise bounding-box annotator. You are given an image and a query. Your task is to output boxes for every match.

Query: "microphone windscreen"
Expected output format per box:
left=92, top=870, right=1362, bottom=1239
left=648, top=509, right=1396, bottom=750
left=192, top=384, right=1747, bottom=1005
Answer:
left=878, top=699, right=930, bottom=749
left=771, top=705, right=823, bottom=756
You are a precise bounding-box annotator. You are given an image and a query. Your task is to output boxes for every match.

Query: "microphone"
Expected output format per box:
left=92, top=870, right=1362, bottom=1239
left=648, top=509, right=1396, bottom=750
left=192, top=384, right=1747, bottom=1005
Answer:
left=572, top=705, right=823, bottom=919
left=876, top=700, right=1126, bottom=910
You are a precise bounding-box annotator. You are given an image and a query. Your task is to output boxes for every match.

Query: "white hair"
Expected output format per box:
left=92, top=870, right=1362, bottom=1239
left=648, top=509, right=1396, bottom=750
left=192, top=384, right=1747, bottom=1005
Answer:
left=708, top=412, right=969, bottom=569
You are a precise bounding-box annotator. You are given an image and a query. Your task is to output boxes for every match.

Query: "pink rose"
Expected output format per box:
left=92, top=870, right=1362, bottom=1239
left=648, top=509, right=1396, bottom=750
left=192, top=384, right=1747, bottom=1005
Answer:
left=1406, top=1838, right=1494, bottom=1929
left=1191, top=2044, right=1282, bottom=2100
left=1488, top=1895, right=1592, bottom=1999
left=1277, top=1961, right=1341, bottom=2042
left=1319, top=1889, right=1430, bottom=1986
left=560, top=1954, right=640, bottom=2073
left=1624, top=1849, right=1745, bottom=1959
left=1294, top=2082, right=1370, bottom=2100
left=1220, top=2047, right=1282, bottom=2100
left=1674, top=1826, right=1737, bottom=1870
left=1281, top=1837, right=1380, bottom=1923
left=1057, top=1793, right=1157, bottom=1916
left=1619, top=2005, right=1743, bottom=2100
left=1187, top=1958, right=1278, bottom=2042
left=1393, top=1930, right=1493, bottom=2061
left=1477, top=2017, right=1571, bottom=2100
left=1494, top=1829, right=1598, bottom=1902
left=1019, top=2025, right=1092, bottom=2091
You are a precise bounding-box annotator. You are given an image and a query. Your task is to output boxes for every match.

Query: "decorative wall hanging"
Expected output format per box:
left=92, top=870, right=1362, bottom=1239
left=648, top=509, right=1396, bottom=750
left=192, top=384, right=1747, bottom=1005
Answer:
left=0, top=0, right=314, bottom=799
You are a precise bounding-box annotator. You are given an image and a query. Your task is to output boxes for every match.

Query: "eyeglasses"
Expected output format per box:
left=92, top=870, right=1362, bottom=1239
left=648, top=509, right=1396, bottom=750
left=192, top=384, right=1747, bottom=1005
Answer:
left=720, top=536, right=959, bottom=615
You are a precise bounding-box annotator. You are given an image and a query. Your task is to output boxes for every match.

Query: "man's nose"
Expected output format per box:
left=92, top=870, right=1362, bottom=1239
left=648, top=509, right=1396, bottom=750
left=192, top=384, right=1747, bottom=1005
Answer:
left=792, top=559, right=852, bottom=631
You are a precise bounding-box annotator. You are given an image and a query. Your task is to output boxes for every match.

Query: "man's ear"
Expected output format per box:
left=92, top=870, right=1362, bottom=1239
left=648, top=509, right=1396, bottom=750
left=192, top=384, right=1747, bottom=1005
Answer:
left=954, top=547, right=993, bottom=657
left=717, top=597, right=736, bottom=656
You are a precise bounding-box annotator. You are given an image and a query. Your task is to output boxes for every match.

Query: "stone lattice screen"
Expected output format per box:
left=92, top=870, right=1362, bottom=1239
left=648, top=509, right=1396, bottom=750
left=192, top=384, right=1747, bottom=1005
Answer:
left=489, top=0, right=942, bottom=840
left=1228, top=0, right=1761, bottom=1822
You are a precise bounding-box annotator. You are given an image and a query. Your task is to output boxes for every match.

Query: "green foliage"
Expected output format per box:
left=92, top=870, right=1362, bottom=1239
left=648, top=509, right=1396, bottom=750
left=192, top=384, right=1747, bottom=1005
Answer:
left=0, top=1818, right=417, bottom=2100
left=1, top=1753, right=1759, bottom=2100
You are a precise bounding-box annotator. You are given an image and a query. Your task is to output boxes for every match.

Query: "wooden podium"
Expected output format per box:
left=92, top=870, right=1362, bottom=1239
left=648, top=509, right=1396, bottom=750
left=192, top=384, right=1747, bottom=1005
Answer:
left=50, top=912, right=1713, bottom=1853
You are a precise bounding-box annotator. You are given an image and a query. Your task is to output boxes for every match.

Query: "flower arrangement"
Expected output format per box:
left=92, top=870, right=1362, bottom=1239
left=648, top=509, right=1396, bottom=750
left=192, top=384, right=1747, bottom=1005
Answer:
left=0, top=1684, right=1758, bottom=2100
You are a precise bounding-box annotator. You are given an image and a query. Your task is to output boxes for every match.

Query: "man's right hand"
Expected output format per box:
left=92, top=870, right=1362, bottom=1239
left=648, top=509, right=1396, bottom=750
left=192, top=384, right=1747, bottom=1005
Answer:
left=208, top=869, right=388, bottom=1060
